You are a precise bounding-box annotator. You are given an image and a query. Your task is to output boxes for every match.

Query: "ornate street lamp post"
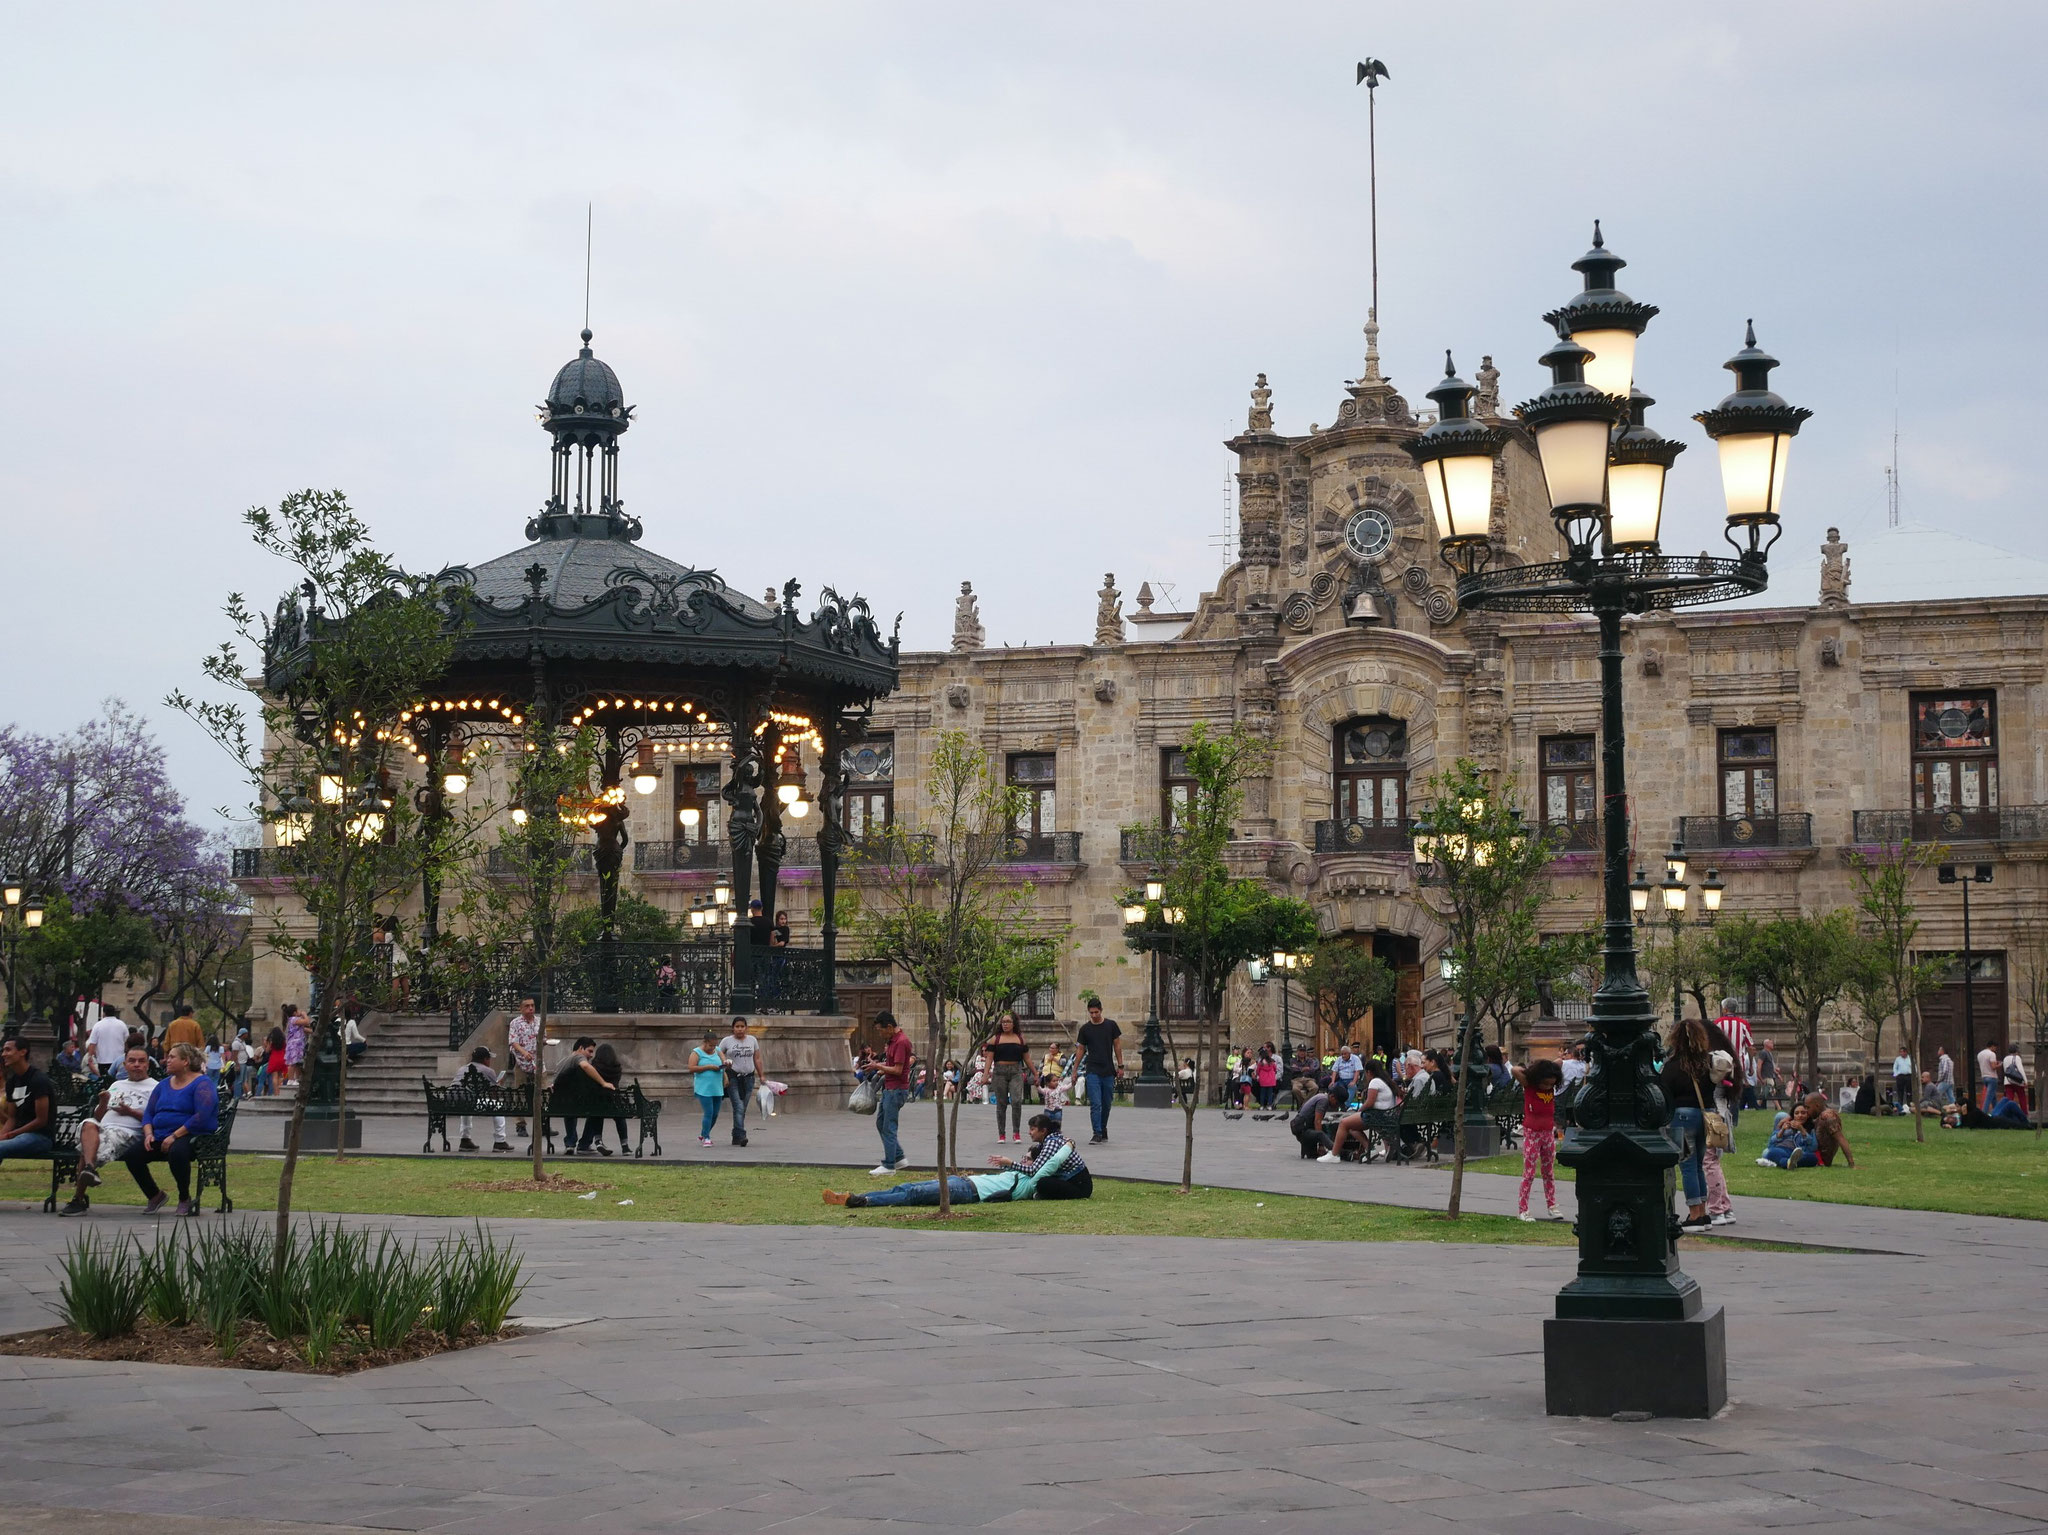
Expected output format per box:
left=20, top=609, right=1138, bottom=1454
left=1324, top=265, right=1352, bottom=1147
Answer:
left=1270, top=949, right=1305, bottom=1064
left=1632, top=843, right=1724, bottom=1030
left=1122, top=874, right=1181, bottom=1108
left=1404, top=226, right=1808, bottom=1419
left=1, top=880, right=46, bottom=1033
left=1937, top=862, right=1993, bottom=1109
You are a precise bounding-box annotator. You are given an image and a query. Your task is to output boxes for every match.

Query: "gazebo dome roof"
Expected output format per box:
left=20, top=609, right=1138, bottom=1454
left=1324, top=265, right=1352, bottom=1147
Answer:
left=546, top=330, right=626, bottom=417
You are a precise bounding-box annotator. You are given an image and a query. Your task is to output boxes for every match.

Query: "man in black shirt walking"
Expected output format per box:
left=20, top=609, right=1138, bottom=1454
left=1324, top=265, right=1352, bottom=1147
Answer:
left=1075, top=999, right=1124, bottom=1145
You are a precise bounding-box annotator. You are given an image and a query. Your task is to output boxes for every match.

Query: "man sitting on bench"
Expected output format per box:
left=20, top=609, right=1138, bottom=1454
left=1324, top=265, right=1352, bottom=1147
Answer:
left=60, top=1045, right=158, bottom=1215
left=0, top=1037, right=55, bottom=1167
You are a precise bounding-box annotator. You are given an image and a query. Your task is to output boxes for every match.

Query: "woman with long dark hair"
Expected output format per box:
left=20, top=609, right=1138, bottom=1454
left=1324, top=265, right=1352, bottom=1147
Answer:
left=1665, top=1016, right=1718, bottom=1231
left=988, top=1012, right=1033, bottom=1142
left=576, top=1041, right=631, bottom=1156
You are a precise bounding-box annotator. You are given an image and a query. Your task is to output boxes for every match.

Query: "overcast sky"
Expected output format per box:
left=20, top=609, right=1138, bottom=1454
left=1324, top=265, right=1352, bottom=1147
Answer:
left=5, top=3, right=2041, bottom=827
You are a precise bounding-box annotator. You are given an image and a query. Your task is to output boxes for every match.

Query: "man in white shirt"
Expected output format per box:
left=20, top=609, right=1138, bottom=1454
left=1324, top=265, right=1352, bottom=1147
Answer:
left=1330, top=1046, right=1363, bottom=1101
left=1891, top=1048, right=1914, bottom=1114
left=1977, top=1044, right=2002, bottom=1111
left=87, top=1007, right=131, bottom=1077
left=60, top=1046, right=157, bottom=1214
left=1560, top=1044, right=1588, bottom=1088
left=719, top=1018, right=761, bottom=1147
left=451, top=1046, right=512, bottom=1153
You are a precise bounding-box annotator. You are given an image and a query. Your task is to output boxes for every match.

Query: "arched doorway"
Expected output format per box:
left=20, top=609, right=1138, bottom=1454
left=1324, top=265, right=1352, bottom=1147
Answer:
left=1307, top=931, right=1422, bottom=1059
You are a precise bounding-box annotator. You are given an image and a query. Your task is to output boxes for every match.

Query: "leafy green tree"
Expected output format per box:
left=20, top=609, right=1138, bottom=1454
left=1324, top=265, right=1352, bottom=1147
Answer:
left=11, top=894, right=157, bottom=1022
left=1637, top=922, right=1723, bottom=1033
left=483, top=722, right=601, bottom=1181
left=1297, top=939, right=1395, bottom=1053
left=1846, top=840, right=1949, bottom=1142
left=170, top=489, right=474, bottom=1247
left=1127, top=723, right=1316, bottom=1192
left=846, top=730, right=1046, bottom=1213
left=1710, top=909, right=1860, bottom=1086
left=560, top=892, right=675, bottom=949
left=1411, top=760, right=1595, bottom=1218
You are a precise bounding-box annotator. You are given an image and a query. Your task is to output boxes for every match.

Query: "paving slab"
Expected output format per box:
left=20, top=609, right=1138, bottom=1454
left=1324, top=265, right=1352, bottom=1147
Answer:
left=0, top=1115, right=2042, bottom=1530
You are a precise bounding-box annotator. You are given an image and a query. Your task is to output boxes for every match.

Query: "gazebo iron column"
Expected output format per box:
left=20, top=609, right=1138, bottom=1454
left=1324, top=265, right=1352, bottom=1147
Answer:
left=817, top=715, right=847, bottom=1016
left=724, top=691, right=765, bottom=1013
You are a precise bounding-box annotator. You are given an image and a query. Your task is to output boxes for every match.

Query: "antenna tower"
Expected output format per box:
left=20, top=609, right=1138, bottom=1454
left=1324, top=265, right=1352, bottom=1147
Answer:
left=1211, top=461, right=1238, bottom=568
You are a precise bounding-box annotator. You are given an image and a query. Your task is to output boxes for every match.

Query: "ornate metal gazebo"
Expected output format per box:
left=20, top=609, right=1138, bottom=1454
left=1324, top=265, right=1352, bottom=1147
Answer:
left=401, top=328, right=899, bottom=1014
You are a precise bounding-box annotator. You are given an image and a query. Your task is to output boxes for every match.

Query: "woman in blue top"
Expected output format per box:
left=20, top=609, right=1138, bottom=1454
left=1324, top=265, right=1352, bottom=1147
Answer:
left=124, top=1042, right=220, bottom=1216
left=691, top=1030, right=726, bottom=1148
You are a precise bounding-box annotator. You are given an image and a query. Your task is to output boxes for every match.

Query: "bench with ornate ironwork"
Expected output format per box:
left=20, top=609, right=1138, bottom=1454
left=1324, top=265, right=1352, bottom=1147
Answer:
left=42, top=1095, right=239, bottom=1214
left=423, top=1076, right=663, bottom=1158
left=421, top=1077, right=530, bottom=1153
left=542, top=1078, right=663, bottom=1159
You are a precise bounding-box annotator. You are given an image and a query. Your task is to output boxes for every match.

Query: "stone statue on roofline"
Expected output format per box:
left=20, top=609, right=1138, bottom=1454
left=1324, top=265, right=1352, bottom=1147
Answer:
left=1820, top=527, right=1851, bottom=609
left=1095, top=573, right=1123, bottom=645
left=952, top=581, right=984, bottom=651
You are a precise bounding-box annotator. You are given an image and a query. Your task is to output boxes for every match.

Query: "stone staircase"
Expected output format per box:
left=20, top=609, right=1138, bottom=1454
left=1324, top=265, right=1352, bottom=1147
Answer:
left=235, top=1013, right=465, bottom=1118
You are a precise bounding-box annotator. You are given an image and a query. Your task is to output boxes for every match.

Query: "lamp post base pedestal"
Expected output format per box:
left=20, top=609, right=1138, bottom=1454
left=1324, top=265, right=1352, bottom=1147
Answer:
left=1543, top=1306, right=1726, bottom=1419
left=1439, top=1120, right=1501, bottom=1158
left=1131, top=1081, right=1175, bottom=1109
left=297, top=1111, right=363, bottom=1152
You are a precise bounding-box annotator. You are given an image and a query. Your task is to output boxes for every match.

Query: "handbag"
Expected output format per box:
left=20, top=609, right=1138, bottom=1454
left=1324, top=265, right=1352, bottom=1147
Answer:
left=847, top=1077, right=879, bottom=1115
left=1693, top=1076, right=1733, bottom=1150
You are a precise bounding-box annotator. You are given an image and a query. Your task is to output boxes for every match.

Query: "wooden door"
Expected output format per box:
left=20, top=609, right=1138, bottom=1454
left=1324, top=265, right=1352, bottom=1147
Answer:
left=842, top=987, right=897, bottom=1053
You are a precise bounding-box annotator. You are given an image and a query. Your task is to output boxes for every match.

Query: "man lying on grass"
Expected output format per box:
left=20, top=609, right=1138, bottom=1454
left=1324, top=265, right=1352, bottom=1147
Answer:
left=825, top=1113, right=1092, bottom=1208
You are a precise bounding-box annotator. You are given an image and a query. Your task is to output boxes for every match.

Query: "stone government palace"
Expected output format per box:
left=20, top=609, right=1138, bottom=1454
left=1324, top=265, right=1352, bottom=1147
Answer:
left=234, top=310, right=2048, bottom=1082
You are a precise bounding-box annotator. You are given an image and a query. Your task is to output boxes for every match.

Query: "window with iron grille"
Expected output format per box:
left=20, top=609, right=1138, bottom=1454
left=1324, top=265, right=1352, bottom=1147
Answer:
left=1540, top=736, right=1596, bottom=835
left=1333, top=717, right=1407, bottom=825
left=1162, top=747, right=1196, bottom=830
left=1718, top=728, right=1778, bottom=823
left=1911, top=692, right=1997, bottom=815
left=1008, top=753, right=1057, bottom=839
left=672, top=764, right=723, bottom=847
left=841, top=735, right=894, bottom=841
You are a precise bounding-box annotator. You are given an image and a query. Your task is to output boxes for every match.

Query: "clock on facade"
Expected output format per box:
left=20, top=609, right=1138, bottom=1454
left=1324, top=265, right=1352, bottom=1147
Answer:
left=1344, top=507, right=1394, bottom=562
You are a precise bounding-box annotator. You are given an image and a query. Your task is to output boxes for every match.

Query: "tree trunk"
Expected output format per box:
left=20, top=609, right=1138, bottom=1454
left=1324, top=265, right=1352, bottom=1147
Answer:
left=934, top=994, right=951, bottom=1215
left=1180, top=1098, right=1195, bottom=1193
left=1446, top=1011, right=1472, bottom=1220
left=274, top=998, right=321, bottom=1264
left=530, top=970, right=551, bottom=1183
left=333, top=1014, right=350, bottom=1161
left=1910, top=996, right=1926, bottom=1143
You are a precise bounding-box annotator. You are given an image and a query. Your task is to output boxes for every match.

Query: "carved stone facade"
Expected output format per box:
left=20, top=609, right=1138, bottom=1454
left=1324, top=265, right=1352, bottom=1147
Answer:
left=850, top=370, right=2048, bottom=1076
left=234, top=346, right=2048, bottom=1082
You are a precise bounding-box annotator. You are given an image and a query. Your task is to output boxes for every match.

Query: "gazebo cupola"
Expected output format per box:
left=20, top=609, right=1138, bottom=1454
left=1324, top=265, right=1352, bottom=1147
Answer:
left=533, top=328, right=637, bottom=542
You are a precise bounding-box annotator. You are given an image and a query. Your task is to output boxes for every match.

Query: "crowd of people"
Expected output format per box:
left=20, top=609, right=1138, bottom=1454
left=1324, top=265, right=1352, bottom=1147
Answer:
left=0, top=1026, right=223, bottom=1218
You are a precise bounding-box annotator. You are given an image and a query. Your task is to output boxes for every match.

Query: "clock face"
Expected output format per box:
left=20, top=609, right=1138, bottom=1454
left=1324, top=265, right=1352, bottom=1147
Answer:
left=1344, top=507, right=1394, bottom=562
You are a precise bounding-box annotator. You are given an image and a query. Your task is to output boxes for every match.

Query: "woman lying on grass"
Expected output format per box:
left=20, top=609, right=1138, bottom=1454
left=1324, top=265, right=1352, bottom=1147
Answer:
left=825, top=1113, right=1092, bottom=1208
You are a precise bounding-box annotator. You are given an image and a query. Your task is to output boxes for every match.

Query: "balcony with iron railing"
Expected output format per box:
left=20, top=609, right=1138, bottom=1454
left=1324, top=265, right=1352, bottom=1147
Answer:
left=1678, top=813, right=1814, bottom=851
left=1311, top=818, right=1415, bottom=855
left=633, top=839, right=728, bottom=873
left=484, top=843, right=598, bottom=876
left=972, top=831, right=1083, bottom=865
left=1852, top=806, right=2048, bottom=846
left=1538, top=819, right=1602, bottom=853
left=231, top=846, right=298, bottom=880
left=1119, top=827, right=1187, bottom=865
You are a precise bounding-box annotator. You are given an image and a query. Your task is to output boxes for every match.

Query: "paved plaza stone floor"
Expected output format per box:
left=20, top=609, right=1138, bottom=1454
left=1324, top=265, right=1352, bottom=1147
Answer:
left=2, top=1104, right=2046, bottom=1533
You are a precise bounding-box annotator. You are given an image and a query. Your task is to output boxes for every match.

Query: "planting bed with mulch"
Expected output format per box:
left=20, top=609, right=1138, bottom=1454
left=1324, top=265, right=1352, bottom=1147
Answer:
left=0, top=1317, right=524, bottom=1375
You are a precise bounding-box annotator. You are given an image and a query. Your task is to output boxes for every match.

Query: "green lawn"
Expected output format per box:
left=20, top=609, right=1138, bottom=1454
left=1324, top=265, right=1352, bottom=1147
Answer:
left=0, top=1156, right=1580, bottom=1247
left=1457, top=1112, right=2048, bottom=1220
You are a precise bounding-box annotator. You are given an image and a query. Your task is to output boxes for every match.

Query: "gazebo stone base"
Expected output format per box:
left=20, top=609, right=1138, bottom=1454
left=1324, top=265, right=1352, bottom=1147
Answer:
left=447, top=1012, right=857, bottom=1115
left=1543, top=1306, right=1727, bottom=1419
